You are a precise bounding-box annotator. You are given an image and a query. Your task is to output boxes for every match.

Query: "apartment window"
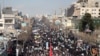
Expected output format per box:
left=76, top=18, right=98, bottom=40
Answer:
left=0, top=24, right=3, bottom=27
left=99, top=13, right=100, bottom=15
left=5, top=19, right=13, bottom=23
left=82, top=9, right=84, bottom=11
left=92, top=9, right=96, bottom=11
left=99, top=9, right=100, bottom=11
left=95, top=2, right=99, bottom=7
left=86, top=9, right=89, bottom=11
left=65, top=20, right=67, bottom=22
left=98, top=16, right=100, bottom=18
left=82, top=13, right=84, bottom=15
left=92, top=13, right=96, bottom=14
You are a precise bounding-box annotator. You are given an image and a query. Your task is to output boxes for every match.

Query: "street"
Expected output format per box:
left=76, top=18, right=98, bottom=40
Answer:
left=0, top=0, right=100, bottom=56
left=6, top=20, right=99, bottom=56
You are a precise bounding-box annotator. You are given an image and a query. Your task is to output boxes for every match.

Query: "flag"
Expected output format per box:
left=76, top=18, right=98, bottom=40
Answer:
left=49, top=43, right=53, bottom=56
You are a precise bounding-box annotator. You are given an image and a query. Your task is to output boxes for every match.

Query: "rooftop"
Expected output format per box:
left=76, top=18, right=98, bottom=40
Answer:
left=2, top=7, right=13, bottom=14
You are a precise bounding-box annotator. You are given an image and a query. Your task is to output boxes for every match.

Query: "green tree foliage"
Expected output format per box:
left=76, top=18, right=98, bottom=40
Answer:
left=79, top=13, right=95, bottom=32
left=93, top=19, right=100, bottom=29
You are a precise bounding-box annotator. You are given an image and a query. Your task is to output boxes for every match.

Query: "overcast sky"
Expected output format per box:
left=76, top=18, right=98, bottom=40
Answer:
left=1, top=0, right=75, bottom=16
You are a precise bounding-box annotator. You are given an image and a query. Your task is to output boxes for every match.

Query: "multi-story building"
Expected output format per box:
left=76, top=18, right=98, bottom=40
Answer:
left=0, top=9, right=5, bottom=30
left=77, top=0, right=100, bottom=7
left=3, top=7, right=15, bottom=31
left=67, top=0, right=100, bottom=19
left=48, top=14, right=74, bottom=29
left=0, top=7, right=16, bottom=33
left=65, top=0, right=100, bottom=30
left=0, top=17, right=4, bottom=30
left=80, top=7, right=100, bottom=17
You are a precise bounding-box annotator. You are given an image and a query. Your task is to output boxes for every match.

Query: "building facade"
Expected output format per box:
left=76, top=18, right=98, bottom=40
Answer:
left=80, top=7, right=100, bottom=17
left=0, top=7, right=16, bottom=33
left=67, top=0, right=100, bottom=19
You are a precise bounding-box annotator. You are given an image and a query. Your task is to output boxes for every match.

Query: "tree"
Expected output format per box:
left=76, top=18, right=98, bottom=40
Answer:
left=41, top=16, right=50, bottom=26
left=79, top=13, right=95, bottom=32
left=93, top=18, right=100, bottom=29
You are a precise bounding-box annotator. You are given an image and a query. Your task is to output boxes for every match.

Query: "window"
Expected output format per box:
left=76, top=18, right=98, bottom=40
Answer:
left=82, top=9, right=84, bottom=11
left=99, top=9, right=100, bottom=11
left=92, top=13, right=96, bottom=14
left=92, top=9, right=96, bottom=11
left=65, top=20, right=67, bottom=22
left=82, top=13, right=84, bottom=15
left=99, top=13, right=100, bottom=15
left=86, top=9, right=89, bottom=11
left=82, top=3, right=85, bottom=7
left=0, top=24, right=3, bottom=27
left=5, top=19, right=13, bottom=23
left=95, top=2, right=99, bottom=7
left=92, top=13, right=94, bottom=14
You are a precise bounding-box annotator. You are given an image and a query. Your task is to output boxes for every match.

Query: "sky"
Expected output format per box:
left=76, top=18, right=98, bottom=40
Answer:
left=1, top=0, right=75, bottom=16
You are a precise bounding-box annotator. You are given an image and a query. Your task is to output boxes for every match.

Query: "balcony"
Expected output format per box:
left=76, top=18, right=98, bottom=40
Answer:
left=2, top=14, right=15, bottom=18
left=4, top=19, right=14, bottom=24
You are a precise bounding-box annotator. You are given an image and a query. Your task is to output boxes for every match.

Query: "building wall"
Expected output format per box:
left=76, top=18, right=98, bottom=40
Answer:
left=66, top=5, right=75, bottom=17
left=68, top=0, right=100, bottom=19
left=0, top=18, right=4, bottom=30
left=87, top=0, right=100, bottom=7
left=80, top=7, right=100, bottom=17
left=0, top=14, right=15, bottom=32
left=62, top=18, right=72, bottom=28
left=2, top=14, right=15, bottom=24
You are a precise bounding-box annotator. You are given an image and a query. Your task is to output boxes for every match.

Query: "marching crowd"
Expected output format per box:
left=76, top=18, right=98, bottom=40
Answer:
left=7, top=21, right=99, bottom=56
left=22, top=28, right=99, bottom=56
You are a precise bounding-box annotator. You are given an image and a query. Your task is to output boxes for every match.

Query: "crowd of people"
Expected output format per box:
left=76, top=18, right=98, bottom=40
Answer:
left=7, top=21, right=99, bottom=56
left=22, top=27, right=99, bottom=56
